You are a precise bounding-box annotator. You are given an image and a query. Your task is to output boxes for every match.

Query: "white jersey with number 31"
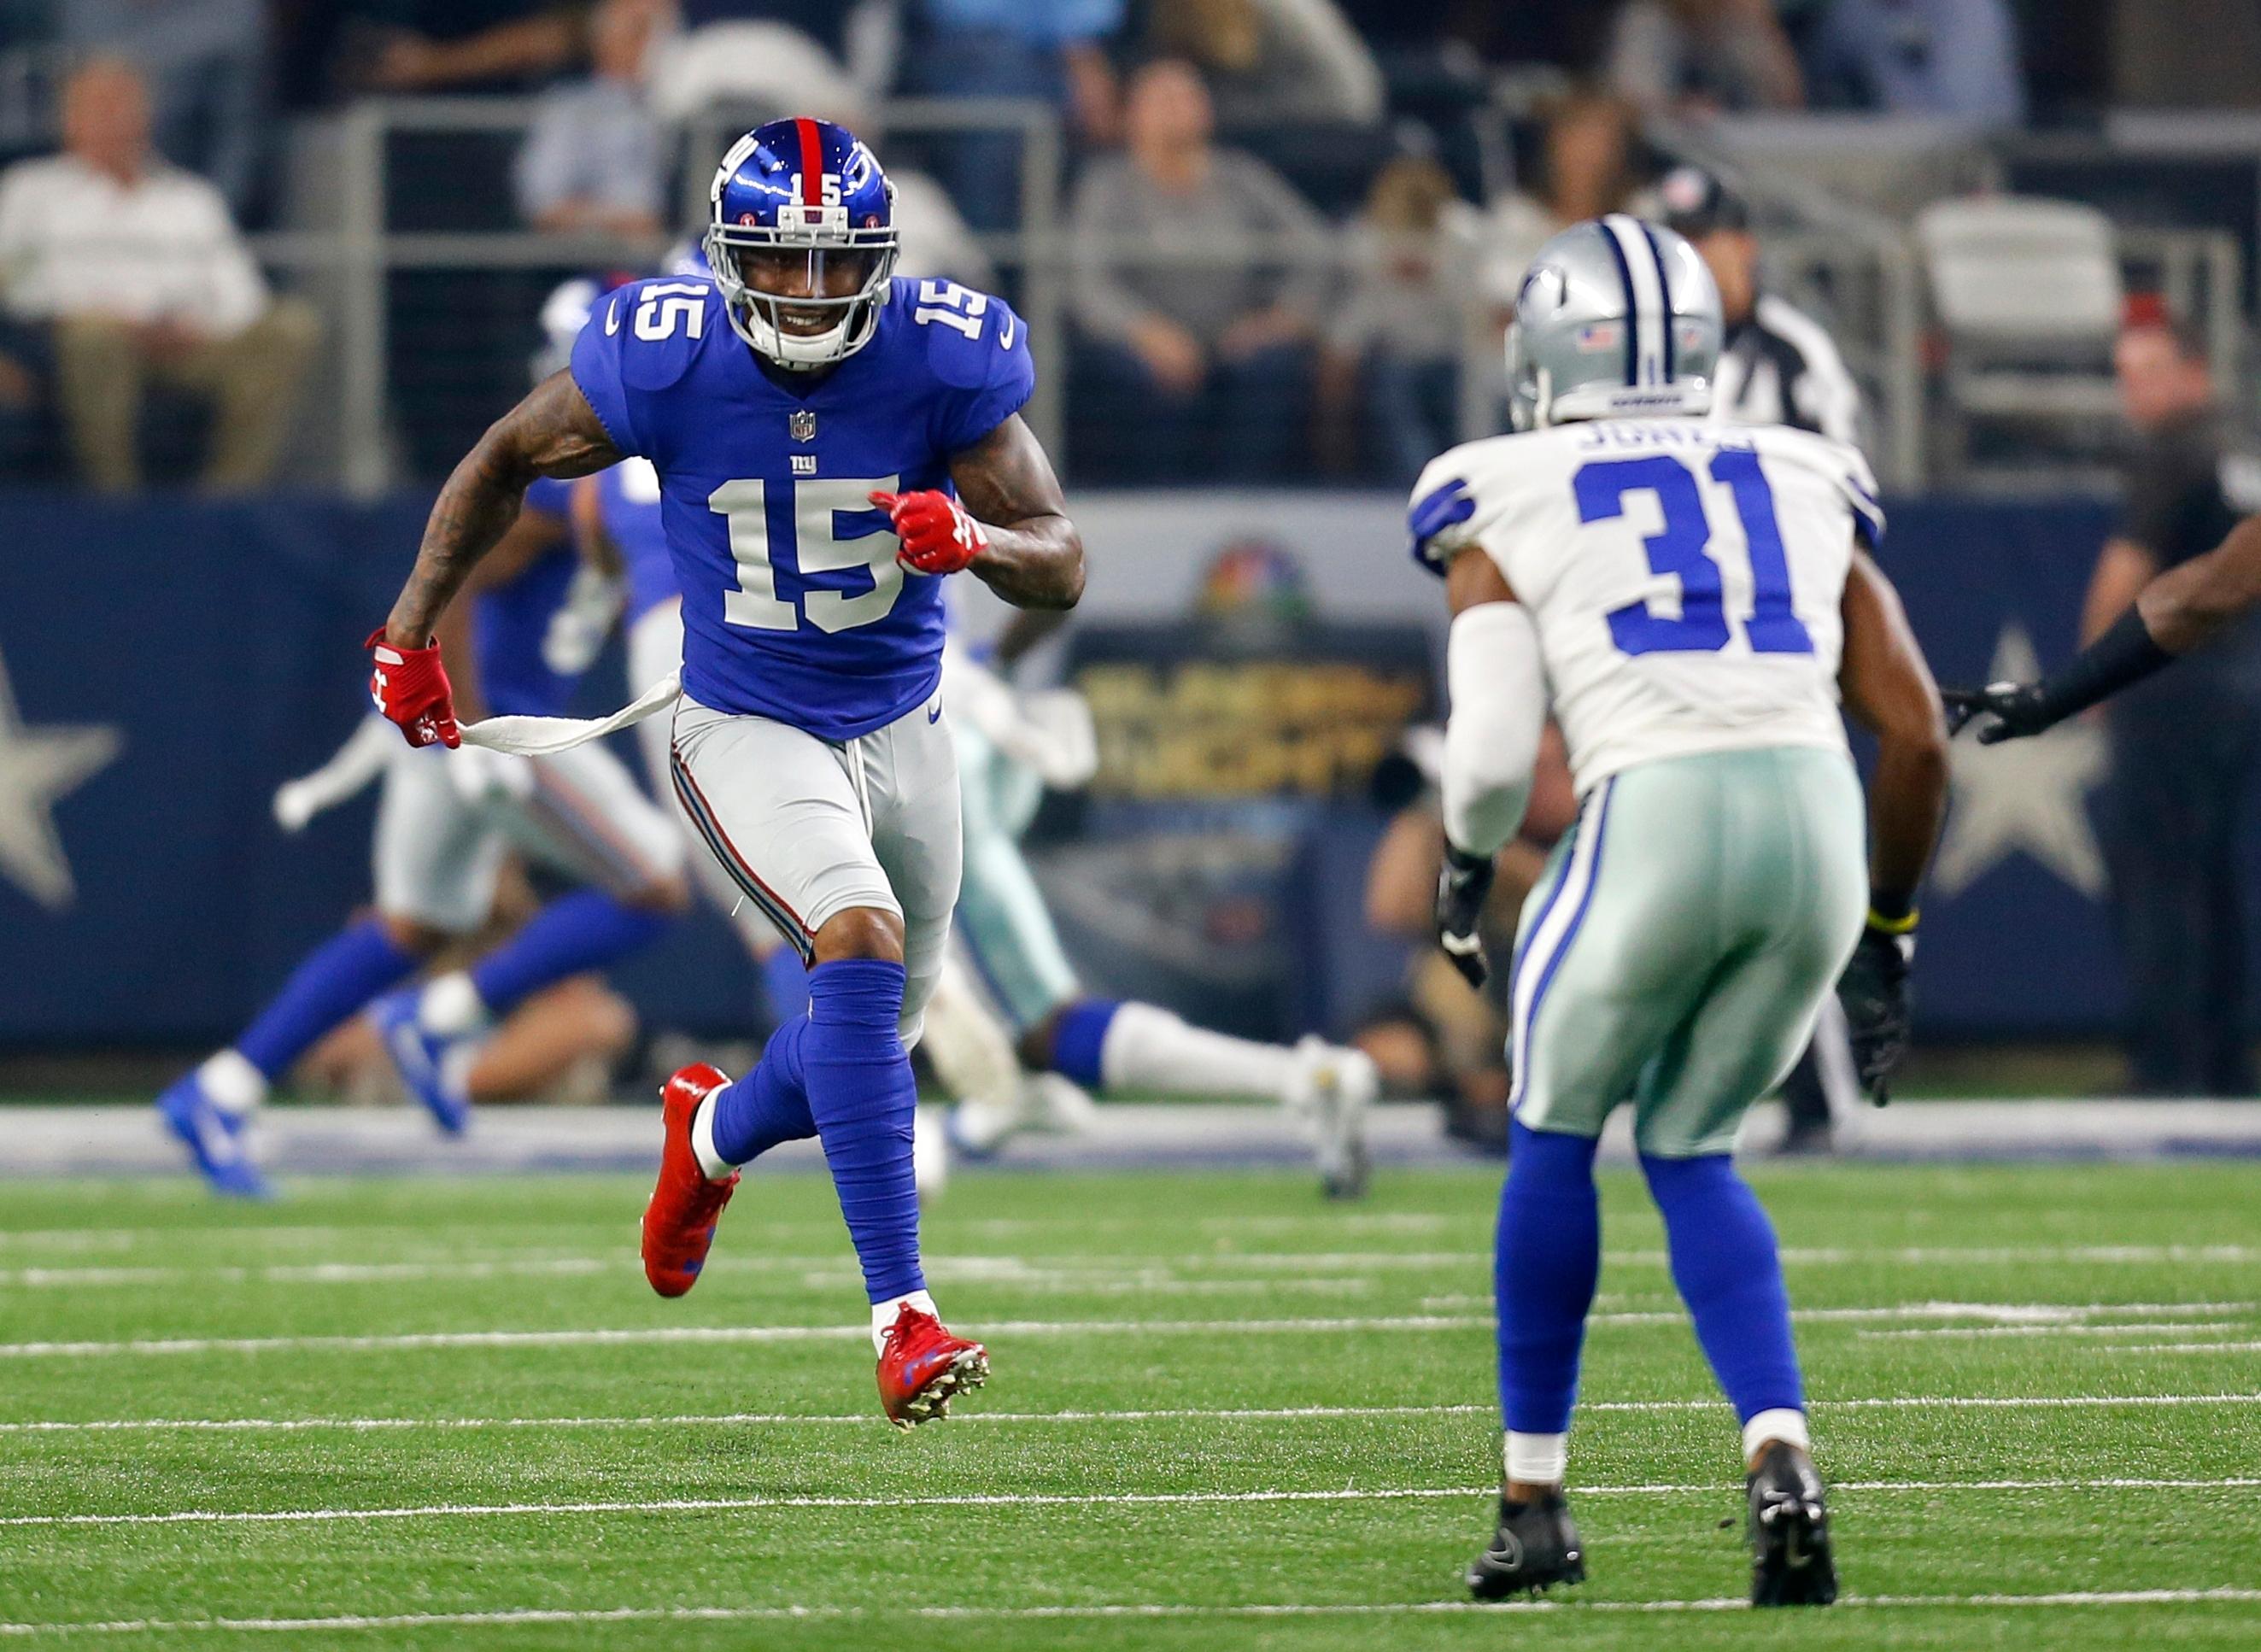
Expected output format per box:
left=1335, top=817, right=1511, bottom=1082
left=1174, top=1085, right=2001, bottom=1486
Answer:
left=1414, top=419, right=1883, bottom=794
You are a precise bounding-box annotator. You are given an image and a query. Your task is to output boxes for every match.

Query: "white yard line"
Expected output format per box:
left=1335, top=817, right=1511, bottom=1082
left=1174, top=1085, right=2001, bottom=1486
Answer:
left=4, top=1588, right=2261, bottom=1636
left=8, top=1240, right=2255, bottom=1286
left=6, top=1392, right=2258, bottom=1439
left=2108, top=1339, right=2261, bottom=1355
left=4, top=1479, right=2258, bottom=1532
left=3, top=1301, right=2240, bottom=1360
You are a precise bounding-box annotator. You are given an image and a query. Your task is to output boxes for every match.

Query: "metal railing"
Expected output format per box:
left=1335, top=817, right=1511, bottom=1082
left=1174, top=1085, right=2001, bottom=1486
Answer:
left=249, top=96, right=1064, bottom=496
left=238, top=95, right=2253, bottom=497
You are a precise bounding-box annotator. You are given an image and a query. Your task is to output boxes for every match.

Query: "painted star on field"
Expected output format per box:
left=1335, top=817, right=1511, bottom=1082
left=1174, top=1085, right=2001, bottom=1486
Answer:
left=1932, top=624, right=2108, bottom=899
left=0, top=644, right=122, bottom=911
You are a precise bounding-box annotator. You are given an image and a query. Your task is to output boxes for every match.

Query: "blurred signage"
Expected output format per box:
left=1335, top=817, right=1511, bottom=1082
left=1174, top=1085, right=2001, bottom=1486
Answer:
left=1075, top=643, right=1432, bottom=802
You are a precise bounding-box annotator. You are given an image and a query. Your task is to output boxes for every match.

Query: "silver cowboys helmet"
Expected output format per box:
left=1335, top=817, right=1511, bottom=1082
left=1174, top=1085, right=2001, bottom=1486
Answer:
left=1506, top=214, right=1722, bottom=431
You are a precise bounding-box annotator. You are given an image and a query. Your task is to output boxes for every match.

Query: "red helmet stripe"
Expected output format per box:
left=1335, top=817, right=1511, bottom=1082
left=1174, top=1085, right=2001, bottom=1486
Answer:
left=795, top=118, right=823, bottom=206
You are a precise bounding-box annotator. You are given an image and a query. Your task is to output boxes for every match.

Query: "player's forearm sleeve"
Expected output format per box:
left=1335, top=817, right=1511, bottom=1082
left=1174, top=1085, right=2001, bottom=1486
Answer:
left=1441, top=602, right=1546, bottom=858
left=2030, top=606, right=2176, bottom=728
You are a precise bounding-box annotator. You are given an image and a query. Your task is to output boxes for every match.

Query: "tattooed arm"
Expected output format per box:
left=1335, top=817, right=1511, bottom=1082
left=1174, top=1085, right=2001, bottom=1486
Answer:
left=383, top=371, right=622, bottom=648
left=950, top=413, right=1085, bottom=611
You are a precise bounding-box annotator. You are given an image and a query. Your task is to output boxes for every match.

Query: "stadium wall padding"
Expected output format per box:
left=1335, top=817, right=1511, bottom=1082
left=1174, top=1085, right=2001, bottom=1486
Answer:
left=0, top=488, right=2197, bottom=1047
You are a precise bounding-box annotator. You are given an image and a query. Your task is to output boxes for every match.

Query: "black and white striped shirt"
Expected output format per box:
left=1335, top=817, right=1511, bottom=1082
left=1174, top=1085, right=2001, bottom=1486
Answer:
left=1712, top=292, right=1862, bottom=448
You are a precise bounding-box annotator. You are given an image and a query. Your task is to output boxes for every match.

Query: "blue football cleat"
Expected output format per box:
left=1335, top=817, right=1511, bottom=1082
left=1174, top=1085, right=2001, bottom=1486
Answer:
left=372, top=990, right=474, bottom=1136
left=155, top=1073, right=272, bottom=1199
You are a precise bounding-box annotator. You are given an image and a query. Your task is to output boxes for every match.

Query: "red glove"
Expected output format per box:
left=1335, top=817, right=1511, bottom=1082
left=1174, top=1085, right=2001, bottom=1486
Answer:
left=365, top=627, right=460, bottom=749
left=871, top=489, right=987, bottom=576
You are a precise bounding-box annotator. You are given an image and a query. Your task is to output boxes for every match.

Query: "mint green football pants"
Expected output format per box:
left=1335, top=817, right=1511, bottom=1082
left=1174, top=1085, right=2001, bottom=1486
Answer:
left=1508, top=746, right=1867, bottom=1158
left=952, top=719, right=1083, bottom=1030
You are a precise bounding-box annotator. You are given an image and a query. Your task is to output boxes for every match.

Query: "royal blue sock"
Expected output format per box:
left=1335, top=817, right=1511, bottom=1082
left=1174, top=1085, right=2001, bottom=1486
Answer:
left=1048, top=998, right=1122, bottom=1088
left=1497, top=1122, right=1603, bottom=1434
left=466, top=890, right=669, bottom=1017
left=760, top=946, right=811, bottom=1026
left=802, top=958, right=923, bottom=1303
left=235, top=918, right=420, bottom=1082
left=710, top=1016, right=818, bottom=1163
left=1641, top=1152, right=1805, bottom=1423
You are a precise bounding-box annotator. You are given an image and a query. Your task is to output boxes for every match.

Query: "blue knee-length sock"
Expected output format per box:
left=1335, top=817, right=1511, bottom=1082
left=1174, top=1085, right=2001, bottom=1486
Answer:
left=758, top=958, right=923, bottom=1304
left=1047, top=999, right=1122, bottom=1087
left=1641, top=1152, right=1805, bottom=1423
left=759, top=946, right=811, bottom=1026
left=1497, top=1122, right=1603, bottom=1434
left=235, top=918, right=420, bottom=1082
left=710, top=1016, right=818, bottom=1163
left=466, top=890, right=670, bottom=1017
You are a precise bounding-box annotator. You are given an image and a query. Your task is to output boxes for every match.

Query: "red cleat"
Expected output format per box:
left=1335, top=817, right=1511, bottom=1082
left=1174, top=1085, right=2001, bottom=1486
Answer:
left=641, top=1063, right=738, bottom=1298
left=876, top=1303, right=989, bottom=1428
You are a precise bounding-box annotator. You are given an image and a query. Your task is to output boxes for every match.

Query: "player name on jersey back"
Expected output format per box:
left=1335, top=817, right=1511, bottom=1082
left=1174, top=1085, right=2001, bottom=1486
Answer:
left=1413, top=419, right=1886, bottom=794
left=570, top=274, right=1034, bottom=741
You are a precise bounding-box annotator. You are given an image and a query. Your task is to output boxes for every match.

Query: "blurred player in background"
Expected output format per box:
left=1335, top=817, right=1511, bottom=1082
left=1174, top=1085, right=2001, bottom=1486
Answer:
left=155, top=445, right=690, bottom=1198
left=367, top=119, right=1084, bottom=1426
left=1415, top=217, right=1947, bottom=1604
left=939, top=616, right=1378, bottom=1197
left=1663, top=165, right=1867, bottom=1150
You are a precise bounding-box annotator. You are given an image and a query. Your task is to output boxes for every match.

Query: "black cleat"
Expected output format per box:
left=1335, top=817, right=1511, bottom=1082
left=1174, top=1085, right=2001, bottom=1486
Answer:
left=1467, top=1491, right=1587, bottom=1599
left=1747, top=1441, right=1838, bottom=1606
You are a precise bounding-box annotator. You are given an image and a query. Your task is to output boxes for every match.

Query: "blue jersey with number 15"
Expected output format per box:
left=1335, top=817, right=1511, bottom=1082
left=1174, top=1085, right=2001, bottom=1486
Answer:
left=570, top=274, right=1034, bottom=740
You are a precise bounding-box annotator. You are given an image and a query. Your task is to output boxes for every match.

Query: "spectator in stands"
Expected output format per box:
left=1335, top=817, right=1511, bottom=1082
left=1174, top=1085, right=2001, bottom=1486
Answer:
left=899, top=0, right=1127, bottom=232
left=1069, top=59, right=1328, bottom=481
left=1659, top=166, right=1862, bottom=447
left=0, top=58, right=318, bottom=493
left=1607, top=0, right=1804, bottom=114
left=514, top=0, right=667, bottom=237
left=1474, top=91, right=1644, bottom=319
left=60, top=0, right=268, bottom=220
left=2081, top=314, right=2260, bottom=1095
left=1315, top=153, right=1473, bottom=485
left=1140, top=0, right=1385, bottom=129
left=340, top=0, right=588, bottom=96
left=1805, top=0, right=2026, bottom=127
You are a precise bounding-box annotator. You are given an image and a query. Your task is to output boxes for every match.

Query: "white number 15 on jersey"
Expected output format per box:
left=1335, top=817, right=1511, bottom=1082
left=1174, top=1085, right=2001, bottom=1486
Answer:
left=707, top=476, right=902, bottom=636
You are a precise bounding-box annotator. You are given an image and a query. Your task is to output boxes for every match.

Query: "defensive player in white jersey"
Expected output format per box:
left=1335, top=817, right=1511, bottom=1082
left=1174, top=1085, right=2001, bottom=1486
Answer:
left=1410, top=217, right=1948, bottom=1604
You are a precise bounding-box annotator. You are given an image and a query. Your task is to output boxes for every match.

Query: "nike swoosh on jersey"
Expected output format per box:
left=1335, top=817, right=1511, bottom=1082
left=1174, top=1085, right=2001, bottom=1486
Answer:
left=999, top=313, right=1016, bottom=349
left=606, top=299, right=621, bottom=336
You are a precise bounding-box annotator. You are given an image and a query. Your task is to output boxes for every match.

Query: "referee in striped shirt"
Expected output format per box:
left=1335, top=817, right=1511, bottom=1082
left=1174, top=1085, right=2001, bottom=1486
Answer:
left=1663, top=164, right=1868, bottom=1151
left=1661, top=166, right=1865, bottom=448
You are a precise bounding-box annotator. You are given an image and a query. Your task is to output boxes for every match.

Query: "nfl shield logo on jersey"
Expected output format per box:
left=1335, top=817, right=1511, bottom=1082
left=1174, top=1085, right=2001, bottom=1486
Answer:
left=789, top=408, right=817, bottom=442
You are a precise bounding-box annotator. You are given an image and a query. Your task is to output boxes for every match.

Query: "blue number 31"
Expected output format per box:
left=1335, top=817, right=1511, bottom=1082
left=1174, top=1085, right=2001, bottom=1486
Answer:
left=1573, top=452, right=1814, bottom=657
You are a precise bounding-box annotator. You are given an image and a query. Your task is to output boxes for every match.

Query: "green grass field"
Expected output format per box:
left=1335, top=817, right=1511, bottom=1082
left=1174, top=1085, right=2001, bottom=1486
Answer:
left=1, top=1160, right=2257, bottom=1649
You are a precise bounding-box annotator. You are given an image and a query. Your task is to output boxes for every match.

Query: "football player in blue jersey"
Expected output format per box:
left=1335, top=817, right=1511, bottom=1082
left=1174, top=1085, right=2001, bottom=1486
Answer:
left=368, top=119, right=1083, bottom=1425
left=155, top=434, right=694, bottom=1201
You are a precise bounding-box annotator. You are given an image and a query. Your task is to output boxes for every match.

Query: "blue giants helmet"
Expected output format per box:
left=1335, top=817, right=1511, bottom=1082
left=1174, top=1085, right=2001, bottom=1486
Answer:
left=705, top=117, right=899, bottom=371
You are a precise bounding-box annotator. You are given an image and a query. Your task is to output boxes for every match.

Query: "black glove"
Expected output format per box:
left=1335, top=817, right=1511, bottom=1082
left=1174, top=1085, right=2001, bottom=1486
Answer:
left=1942, top=681, right=2053, bottom=744
left=1435, top=843, right=1497, bottom=990
left=1836, top=920, right=1915, bottom=1104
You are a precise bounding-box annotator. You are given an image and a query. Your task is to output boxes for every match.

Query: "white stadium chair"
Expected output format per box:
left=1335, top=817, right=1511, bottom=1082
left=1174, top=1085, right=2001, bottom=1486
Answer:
left=1917, top=196, right=2125, bottom=480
